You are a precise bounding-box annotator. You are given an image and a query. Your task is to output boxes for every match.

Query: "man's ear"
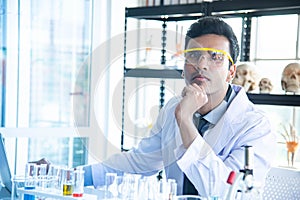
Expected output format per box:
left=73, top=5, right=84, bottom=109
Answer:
left=226, top=64, right=236, bottom=83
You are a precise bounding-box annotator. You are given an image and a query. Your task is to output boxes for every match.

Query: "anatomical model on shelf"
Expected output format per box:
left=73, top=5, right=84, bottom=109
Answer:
left=280, top=123, right=299, bottom=167
left=232, top=63, right=259, bottom=92
left=259, top=77, right=273, bottom=94
left=281, top=62, right=300, bottom=94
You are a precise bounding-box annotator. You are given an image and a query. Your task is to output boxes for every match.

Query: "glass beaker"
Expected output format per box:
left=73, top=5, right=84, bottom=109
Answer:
left=62, top=168, right=74, bottom=196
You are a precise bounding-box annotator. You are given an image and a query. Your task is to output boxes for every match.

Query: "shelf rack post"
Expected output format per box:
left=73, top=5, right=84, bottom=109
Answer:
left=240, top=15, right=252, bottom=62
left=159, top=20, right=167, bottom=109
left=121, top=10, right=128, bottom=152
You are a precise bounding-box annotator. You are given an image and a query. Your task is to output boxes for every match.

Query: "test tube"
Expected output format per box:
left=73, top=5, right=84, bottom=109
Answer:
left=24, top=163, right=37, bottom=200
left=168, top=179, right=177, bottom=199
left=105, top=173, right=117, bottom=199
left=36, top=164, right=47, bottom=190
left=72, top=169, right=85, bottom=197
left=209, top=160, right=220, bottom=200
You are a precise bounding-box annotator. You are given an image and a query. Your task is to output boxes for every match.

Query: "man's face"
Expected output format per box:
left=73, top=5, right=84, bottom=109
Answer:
left=183, top=34, right=234, bottom=95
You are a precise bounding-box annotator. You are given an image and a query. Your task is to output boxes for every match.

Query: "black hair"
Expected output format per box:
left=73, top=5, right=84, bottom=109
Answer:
left=185, top=16, right=240, bottom=64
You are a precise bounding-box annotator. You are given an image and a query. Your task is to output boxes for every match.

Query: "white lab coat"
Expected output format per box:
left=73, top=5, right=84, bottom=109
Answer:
left=90, top=85, right=277, bottom=197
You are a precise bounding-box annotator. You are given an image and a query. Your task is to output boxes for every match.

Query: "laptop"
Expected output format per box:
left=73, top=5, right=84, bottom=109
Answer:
left=0, top=133, right=13, bottom=199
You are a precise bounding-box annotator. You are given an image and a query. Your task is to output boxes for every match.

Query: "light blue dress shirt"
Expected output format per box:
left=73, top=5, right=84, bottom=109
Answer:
left=84, top=84, right=277, bottom=197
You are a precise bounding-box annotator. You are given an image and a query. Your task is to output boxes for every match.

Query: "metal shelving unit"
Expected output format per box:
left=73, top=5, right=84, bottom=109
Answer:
left=121, top=0, right=300, bottom=150
left=126, top=0, right=300, bottom=20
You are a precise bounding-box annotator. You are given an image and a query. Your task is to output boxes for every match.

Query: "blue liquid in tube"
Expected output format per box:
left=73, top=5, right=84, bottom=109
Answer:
left=23, top=186, right=35, bottom=200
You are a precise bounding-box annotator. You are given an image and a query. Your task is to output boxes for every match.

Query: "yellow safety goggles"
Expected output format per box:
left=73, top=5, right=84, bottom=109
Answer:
left=183, top=47, right=234, bottom=67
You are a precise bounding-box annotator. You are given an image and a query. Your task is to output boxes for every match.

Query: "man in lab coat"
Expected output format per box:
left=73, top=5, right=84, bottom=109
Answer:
left=83, top=16, right=276, bottom=197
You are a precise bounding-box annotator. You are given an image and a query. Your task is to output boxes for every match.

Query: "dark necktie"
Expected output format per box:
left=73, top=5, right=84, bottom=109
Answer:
left=182, top=84, right=232, bottom=195
left=197, top=117, right=209, bottom=136
left=183, top=117, right=209, bottom=195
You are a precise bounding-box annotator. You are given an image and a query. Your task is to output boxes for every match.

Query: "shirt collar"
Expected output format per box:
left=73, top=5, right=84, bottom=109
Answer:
left=195, top=84, right=236, bottom=125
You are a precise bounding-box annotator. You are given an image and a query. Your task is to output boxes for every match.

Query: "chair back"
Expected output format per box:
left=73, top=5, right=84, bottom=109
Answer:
left=262, top=167, right=300, bottom=200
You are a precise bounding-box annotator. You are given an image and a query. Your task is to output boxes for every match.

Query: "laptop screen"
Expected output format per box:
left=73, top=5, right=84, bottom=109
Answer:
left=0, top=133, right=12, bottom=198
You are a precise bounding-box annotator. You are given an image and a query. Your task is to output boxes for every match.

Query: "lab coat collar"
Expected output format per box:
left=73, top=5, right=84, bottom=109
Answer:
left=204, top=85, right=249, bottom=155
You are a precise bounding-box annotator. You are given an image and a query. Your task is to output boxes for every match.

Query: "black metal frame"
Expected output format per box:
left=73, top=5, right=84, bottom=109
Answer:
left=126, top=0, right=300, bottom=20
left=121, top=0, right=300, bottom=151
left=247, top=94, right=300, bottom=107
